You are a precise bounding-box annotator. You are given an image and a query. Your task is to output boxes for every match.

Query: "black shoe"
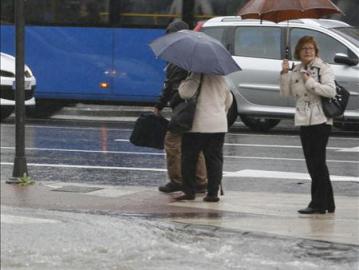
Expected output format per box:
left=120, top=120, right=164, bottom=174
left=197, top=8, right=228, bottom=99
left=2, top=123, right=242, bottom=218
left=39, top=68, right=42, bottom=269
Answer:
left=158, top=182, right=182, bottom=193
left=195, top=184, right=207, bottom=193
left=175, top=194, right=195, bottom=201
left=328, top=208, right=335, bottom=213
left=298, top=207, right=326, bottom=214
left=203, top=195, right=220, bottom=202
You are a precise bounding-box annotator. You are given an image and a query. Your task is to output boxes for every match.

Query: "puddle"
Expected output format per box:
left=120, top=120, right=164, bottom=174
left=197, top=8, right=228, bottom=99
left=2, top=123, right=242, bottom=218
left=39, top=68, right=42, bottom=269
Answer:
left=2, top=207, right=358, bottom=270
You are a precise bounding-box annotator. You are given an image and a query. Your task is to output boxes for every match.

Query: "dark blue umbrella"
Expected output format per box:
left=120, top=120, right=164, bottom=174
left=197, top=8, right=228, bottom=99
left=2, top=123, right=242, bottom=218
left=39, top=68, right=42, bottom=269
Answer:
left=150, top=30, right=241, bottom=75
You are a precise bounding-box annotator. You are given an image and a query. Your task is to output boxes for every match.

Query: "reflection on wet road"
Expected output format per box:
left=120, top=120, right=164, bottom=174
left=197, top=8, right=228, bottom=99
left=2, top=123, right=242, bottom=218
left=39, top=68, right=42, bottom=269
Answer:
left=1, top=120, right=359, bottom=269
left=1, top=122, right=358, bottom=191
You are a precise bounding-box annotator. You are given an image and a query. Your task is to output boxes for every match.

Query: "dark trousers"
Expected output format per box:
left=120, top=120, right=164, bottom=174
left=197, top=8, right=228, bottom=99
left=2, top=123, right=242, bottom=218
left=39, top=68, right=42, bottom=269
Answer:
left=181, top=133, right=225, bottom=196
left=300, top=124, right=335, bottom=211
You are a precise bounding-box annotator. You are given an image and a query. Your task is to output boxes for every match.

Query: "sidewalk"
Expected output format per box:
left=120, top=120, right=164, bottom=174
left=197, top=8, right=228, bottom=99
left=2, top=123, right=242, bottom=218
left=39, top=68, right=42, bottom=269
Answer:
left=2, top=181, right=358, bottom=246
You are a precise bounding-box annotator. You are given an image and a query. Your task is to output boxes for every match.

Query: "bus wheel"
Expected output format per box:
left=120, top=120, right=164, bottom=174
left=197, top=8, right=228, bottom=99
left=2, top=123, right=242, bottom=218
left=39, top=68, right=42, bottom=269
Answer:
left=240, top=115, right=280, bottom=132
left=1, top=107, right=14, bottom=121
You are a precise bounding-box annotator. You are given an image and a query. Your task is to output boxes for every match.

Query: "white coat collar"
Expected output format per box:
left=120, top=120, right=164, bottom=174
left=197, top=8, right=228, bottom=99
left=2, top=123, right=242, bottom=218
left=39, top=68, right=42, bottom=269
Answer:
left=293, top=57, right=324, bottom=71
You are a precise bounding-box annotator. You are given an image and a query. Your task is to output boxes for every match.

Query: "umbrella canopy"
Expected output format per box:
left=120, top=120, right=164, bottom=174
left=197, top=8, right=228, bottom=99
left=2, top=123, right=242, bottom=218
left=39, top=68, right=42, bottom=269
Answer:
left=237, top=0, right=342, bottom=23
left=150, top=30, right=241, bottom=75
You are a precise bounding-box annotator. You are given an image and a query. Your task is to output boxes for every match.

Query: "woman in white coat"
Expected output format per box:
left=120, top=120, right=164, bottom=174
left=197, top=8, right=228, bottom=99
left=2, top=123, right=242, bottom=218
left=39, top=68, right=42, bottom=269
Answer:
left=175, top=72, right=233, bottom=202
left=280, top=36, right=336, bottom=214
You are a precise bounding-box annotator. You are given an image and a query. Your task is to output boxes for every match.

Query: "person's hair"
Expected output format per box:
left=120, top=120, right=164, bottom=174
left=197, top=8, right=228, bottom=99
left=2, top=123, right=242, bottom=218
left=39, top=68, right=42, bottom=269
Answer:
left=294, top=36, right=319, bottom=60
left=166, top=19, right=189, bottom=34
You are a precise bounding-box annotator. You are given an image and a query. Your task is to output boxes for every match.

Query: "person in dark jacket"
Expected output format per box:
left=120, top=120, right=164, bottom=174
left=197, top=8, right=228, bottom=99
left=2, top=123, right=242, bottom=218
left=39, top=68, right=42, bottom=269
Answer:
left=154, top=20, right=207, bottom=193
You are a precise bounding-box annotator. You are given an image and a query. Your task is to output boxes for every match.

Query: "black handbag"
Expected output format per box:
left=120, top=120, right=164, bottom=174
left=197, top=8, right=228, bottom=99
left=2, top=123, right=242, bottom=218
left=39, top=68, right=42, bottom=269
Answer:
left=168, top=74, right=203, bottom=133
left=130, top=112, right=169, bottom=149
left=321, top=81, right=350, bottom=118
left=317, top=68, right=350, bottom=118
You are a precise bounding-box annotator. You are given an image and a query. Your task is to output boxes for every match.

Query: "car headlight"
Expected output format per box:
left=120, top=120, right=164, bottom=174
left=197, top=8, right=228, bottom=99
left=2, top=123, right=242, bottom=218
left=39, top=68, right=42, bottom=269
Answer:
left=24, top=68, right=33, bottom=78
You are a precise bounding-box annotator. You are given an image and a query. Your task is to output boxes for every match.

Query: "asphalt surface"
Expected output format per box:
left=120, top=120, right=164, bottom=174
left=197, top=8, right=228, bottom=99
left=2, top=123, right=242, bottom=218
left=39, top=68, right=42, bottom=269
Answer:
left=1, top=106, right=359, bottom=269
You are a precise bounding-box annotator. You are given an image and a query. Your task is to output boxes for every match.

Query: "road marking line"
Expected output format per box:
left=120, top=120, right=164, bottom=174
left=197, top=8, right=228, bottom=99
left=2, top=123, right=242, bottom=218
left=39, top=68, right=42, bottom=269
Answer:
left=1, top=162, right=358, bottom=182
left=115, top=139, right=353, bottom=151
left=226, top=133, right=359, bottom=141
left=51, top=115, right=139, bottom=122
left=226, top=155, right=358, bottom=164
left=0, top=162, right=167, bottom=172
left=0, top=123, right=132, bottom=132
left=223, top=169, right=359, bottom=182
left=1, top=147, right=358, bottom=163
left=3, top=143, right=356, bottom=152
left=1, top=146, right=164, bottom=155
left=1, top=214, right=59, bottom=224
left=337, top=147, right=359, bottom=152
left=224, top=142, right=344, bottom=150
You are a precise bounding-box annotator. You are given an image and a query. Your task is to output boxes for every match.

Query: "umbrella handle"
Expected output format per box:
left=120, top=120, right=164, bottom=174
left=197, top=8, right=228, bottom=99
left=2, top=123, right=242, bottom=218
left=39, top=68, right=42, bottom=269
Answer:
left=285, top=23, right=290, bottom=59
left=285, top=46, right=289, bottom=59
left=289, top=61, right=295, bottom=71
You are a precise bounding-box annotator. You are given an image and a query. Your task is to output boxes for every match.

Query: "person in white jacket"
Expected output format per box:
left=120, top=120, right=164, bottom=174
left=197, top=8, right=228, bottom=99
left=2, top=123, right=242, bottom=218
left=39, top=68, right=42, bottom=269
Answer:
left=175, top=72, right=233, bottom=202
left=280, top=36, right=336, bottom=214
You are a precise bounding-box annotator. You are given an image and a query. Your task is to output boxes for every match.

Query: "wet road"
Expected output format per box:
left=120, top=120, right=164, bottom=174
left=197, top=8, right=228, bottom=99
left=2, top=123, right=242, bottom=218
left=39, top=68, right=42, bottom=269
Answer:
left=1, top=119, right=358, bottom=195
left=1, top=118, right=359, bottom=269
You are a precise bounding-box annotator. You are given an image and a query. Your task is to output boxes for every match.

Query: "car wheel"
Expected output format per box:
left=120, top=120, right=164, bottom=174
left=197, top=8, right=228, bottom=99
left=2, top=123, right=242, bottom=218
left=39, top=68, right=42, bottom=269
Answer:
left=227, top=93, right=238, bottom=128
left=334, top=122, right=359, bottom=132
left=26, top=101, right=64, bottom=118
left=1, top=107, right=14, bottom=121
left=239, top=115, right=280, bottom=132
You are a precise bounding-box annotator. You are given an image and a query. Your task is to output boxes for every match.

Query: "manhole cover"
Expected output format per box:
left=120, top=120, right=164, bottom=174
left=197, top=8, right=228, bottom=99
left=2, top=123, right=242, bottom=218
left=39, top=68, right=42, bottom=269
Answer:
left=51, top=186, right=103, bottom=193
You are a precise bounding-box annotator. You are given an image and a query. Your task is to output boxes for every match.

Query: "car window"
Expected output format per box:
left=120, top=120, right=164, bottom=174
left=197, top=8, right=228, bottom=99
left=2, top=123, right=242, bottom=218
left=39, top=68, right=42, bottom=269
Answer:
left=201, top=27, right=226, bottom=45
left=233, top=27, right=281, bottom=59
left=332, top=27, right=359, bottom=48
left=290, top=28, right=352, bottom=64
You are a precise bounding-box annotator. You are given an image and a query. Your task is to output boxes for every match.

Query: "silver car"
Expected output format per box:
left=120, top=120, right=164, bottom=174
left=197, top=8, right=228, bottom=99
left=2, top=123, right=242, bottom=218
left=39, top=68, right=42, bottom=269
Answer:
left=199, top=17, right=359, bottom=131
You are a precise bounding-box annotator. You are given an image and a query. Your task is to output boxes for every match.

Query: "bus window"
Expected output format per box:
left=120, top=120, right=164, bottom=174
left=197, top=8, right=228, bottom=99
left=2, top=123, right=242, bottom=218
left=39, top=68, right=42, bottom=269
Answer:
left=0, top=0, right=14, bottom=24
left=78, top=0, right=110, bottom=25
left=170, top=0, right=213, bottom=18
left=113, top=0, right=178, bottom=27
left=22, top=0, right=110, bottom=26
left=193, top=0, right=247, bottom=25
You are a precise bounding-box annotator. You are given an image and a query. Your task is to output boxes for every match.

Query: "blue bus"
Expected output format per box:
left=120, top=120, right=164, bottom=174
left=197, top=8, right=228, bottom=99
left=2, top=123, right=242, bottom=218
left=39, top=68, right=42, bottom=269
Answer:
left=0, top=0, right=357, bottom=116
left=0, top=0, right=248, bottom=114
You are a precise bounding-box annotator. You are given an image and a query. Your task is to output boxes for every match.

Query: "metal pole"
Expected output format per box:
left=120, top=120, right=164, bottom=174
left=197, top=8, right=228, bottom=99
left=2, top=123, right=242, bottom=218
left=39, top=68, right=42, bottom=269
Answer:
left=7, top=0, right=28, bottom=183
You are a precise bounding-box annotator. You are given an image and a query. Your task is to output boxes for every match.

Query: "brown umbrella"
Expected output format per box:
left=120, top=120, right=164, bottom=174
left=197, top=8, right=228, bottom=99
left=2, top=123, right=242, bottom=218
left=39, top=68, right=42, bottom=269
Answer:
left=237, top=0, right=343, bottom=57
left=237, top=0, right=342, bottom=23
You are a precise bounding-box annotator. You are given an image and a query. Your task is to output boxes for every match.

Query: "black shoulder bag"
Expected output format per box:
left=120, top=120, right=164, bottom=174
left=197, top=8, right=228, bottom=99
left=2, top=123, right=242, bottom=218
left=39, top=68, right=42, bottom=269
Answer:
left=168, top=74, right=203, bottom=134
left=317, top=68, right=350, bottom=118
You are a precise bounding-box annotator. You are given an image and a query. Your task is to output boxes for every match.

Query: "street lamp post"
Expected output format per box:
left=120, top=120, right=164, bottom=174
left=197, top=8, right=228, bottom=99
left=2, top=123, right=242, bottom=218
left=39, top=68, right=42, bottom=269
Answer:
left=7, top=0, right=28, bottom=183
